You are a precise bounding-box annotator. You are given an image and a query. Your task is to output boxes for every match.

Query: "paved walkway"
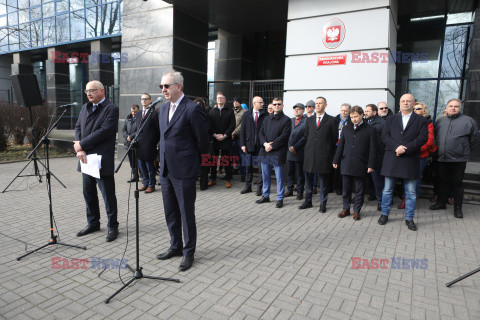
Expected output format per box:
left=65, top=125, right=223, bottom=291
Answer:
left=0, top=157, right=479, bottom=319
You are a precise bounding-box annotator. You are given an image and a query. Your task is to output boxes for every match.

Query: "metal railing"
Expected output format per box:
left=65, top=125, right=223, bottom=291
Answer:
left=208, top=80, right=284, bottom=107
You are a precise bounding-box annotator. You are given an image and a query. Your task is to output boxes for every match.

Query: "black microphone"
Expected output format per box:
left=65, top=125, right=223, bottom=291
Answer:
left=57, top=102, right=78, bottom=110
left=147, top=96, right=166, bottom=109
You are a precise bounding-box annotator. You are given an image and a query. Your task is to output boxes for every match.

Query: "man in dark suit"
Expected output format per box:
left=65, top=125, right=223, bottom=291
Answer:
left=285, top=103, right=307, bottom=200
left=240, top=96, right=267, bottom=195
left=333, top=103, right=351, bottom=195
left=256, top=97, right=291, bottom=208
left=74, top=80, right=119, bottom=242
left=156, top=70, right=209, bottom=271
left=379, top=93, right=428, bottom=231
left=137, top=93, right=160, bottom=194
left=300, top=97, right=338, bottom=212
left=122, top=104, right=140, bottom=183
left=333, top=106, right=376, bottom=221
left=208, top=92, right=236, bottom=188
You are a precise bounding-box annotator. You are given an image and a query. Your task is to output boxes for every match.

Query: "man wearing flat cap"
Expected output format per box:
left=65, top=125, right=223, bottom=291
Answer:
left=285, top=103, right=307, bottom=200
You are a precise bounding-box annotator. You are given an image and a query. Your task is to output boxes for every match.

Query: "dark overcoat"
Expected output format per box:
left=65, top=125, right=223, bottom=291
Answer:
left=333, top=122, right=377, bottom=177
left=303, top=113, right=338, bottom=174
left=136, top=109, right=160, bottom=161
left=366, top=115, right=385, bottom=170
left=121, top=113, right=139, bottom=149
left=286, top=115, right=307, bottom=162
left=208, top=105, right=235, bottom=150
left=259, top=111, right=291, bottom=165
left=381, top=112, right=428, bottom=179
left=75, top=99, right=119, bottom=176
left=240, top=109, right=268, bottom=153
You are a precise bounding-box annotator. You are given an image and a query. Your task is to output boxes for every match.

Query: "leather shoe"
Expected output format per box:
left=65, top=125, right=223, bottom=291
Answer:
left=77, top=225, right=100, bottom=237
left=284, top=190, right=293, bottom=197
left=156, top=249, right=183, bottom=260
left=256, top=196, right=270, bottom=204
left=405, top=220, right=417, bottom=231
left=337, top=209, right=350, bottom=218
left=208, top=180, right=216, bottom=187
left=240, top=187, right=252, bottom=194
left=145, top=187, right=155, bottom=193
left=447, top=197, right=454, bottom=205
left=353, top=212, right=361, bottom=220
left=454, top=206, right=463, bottom=218
left=429, top=203, right=446, bottom=210
left=138, top=186, right=148, bottom=191
left=377, top=203, right=382, bottom=212
left=256, top=189, right=262, bottom=196
left=226, top=181, right=232, bottom=188
left=276, top=200, right=283, bottom=208
left=319, top=204, right=326, bottom=213
left=127, top=177, right=139, bottom=183
left=106, top=229, right=119, bottom=242
left=299, top=202, right=312, bottom=209
left=179, top=256, right=194, bottom=271
left=296, top=194, right=303, bottom=200
left=378, top=215, right=388, bottom=225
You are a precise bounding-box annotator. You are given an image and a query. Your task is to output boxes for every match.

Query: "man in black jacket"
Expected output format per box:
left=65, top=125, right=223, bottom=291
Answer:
left=240, top=96, right=267, bottom=195
left=74, top=80, right=119, bottom=242
left=122, top=104, right=140, bottom=182
left=300, top=97, right=338, bottom=212
left=365, top=104, right=386, bottom=211
left=332, top=103, right=351, bottom=195
left=208, top=92, right=236, bottom=188
left=256, top=97, right=291, bottom=208
left=285, top=103, right=306, bottom=200
left=137, top=93, right=160, bottom=193
left=333, top=106, right=376, bottom=221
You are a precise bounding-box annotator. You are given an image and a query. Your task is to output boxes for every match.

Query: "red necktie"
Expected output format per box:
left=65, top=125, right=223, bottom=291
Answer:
left=254, top=112, right=258, bottom=126
left=316, top=116, right=321, bottom=127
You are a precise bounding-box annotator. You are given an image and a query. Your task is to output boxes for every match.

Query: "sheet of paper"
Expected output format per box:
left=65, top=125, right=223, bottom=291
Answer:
left=80, top=153, right=102, bottom=179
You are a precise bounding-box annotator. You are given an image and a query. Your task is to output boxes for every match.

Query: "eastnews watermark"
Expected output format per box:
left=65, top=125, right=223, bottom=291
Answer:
left=51, top=257, right=128, bottom=269
left=52, top=51, right=128, bottom=64
left=351, top=51, right=429, bottom=64
left=351, top=257, right=428, bottom=270
left=201, top=154, right=279, bottom=166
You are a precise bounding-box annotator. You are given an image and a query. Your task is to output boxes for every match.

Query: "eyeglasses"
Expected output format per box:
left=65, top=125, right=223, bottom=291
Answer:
left=84, top=89, right=98, bottom=94
left=379, top=107, right=388, bottom=110
left=272, top=103, right=282, bottom=106
left=159, top=83, right=177, bottom=89
left=414, top=108, right=423, bottom=111
left=141, top=98, right=151, bottom=101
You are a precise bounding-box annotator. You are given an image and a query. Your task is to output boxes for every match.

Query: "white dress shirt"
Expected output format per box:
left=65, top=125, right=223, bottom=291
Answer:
left=402, top=112, right=412, bottom=130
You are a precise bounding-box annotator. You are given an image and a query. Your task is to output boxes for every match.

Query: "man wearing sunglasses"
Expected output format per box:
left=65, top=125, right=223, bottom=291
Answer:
left=156, top=70, right=209, bottom=271
left=377, top=102, right=393, bottom=119
left=74, top=80, right=119, bottom=242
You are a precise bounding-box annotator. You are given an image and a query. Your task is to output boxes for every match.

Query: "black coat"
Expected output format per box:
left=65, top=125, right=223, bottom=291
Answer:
left=333, top=122, right=377, bottom=177
left=287, top=115, right=307, bottom=162
left=209, top=105, right=235, bottom=150
left=366, top=115, right=385, bottom=169
left=303, top=113, right=338, bottom=174
left=121, top=113, right=139, bottom=149
left=240, top=109, right=268, bottom=153
left=381, top=112, right=428, bottom=179
left=74, top=98, right=119, bottom=176
left=136, top=109, right=160, bottom=161
left=259, top=111, right=291, bottom=165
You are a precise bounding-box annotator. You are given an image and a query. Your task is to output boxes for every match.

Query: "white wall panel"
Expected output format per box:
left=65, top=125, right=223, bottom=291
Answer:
left=287, top=0, right=389, bottom=20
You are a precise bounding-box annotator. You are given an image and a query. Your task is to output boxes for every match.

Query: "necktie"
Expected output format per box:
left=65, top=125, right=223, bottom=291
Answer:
left=317, top=116, right=321, bottom=127
left=142, top=110, right=146, bottom=119
left=354, top=125, right=357, bottom=130
left=92, top=104, right=97, bottom=112
left=254, top=111, right=258, bottom=126
left=168, top=103, right=176, bottom=123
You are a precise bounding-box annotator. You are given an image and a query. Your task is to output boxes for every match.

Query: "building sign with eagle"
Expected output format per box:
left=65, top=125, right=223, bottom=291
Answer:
left=322, top=18, right=346, bottom=49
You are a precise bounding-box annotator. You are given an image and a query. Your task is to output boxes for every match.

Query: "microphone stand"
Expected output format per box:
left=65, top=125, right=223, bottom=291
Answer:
left=446, top=267, right=480, bottom=287
left=17, top=107, right=86, bottom=261
left=105, top=105, right=179, bottom=304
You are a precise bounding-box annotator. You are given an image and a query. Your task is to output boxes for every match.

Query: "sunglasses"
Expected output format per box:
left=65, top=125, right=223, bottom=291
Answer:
left=379, top=107, right=388, bottom=110
left=272, top=103, right=282, bottom=106
left=159, top=83, right=177, bottom=89
left=414, top=108, right=423, bottom=111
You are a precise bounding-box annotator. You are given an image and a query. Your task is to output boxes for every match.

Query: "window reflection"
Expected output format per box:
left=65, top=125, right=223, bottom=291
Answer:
left=43, top=2, right=54, bottom=18
left=441, top=25, right=471, bottom=78
left=56, top=13, right=69, bottom=42
left=70, top=9, right=85, bottom=41
left=31, top=19, right=41, bottom=46
left=56, top=0, right=68, bottom=13
left=0, top=2, right=6, bottom=16
left=437, top=80, right=461, bottom=118
left=19, top=22, right=29, bottom=48
left=7, top=0, right=18, bottom=13
left=43, top=16, right=55, bottom=45
left=70, top=0, right=84, bottom=11
left=101, top=2, right=120, bottom=35
left=8, top=11, right=18, bottom=25
left=85, top=5, right=100, bottom=38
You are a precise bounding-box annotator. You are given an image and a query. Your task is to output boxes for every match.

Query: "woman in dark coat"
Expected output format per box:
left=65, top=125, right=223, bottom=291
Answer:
left=333, top=106, right=376, bottom=220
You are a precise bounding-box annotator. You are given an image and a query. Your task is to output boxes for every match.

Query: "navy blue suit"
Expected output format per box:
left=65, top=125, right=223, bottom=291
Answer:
left=74, top=98, right=119, bottom=230
left=158, top=95, right=209, bottom=257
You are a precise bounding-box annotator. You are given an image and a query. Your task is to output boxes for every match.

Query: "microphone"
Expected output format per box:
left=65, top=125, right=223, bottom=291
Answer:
left=147, top=96, right=166, bottom=109
left=57, top=102, right=78, bottom=110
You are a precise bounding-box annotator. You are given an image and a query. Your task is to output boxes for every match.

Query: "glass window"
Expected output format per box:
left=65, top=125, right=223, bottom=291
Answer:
left=70, top=9, right=85, bottom=41
left=56, top=13, right=69, bottom=42
left=408, top=80, right=438, bottom=117
left=0, top=27, right=7, bottom=46
left=447, top=12, right=474, bottom=24
left=0, top=2, right=5, bottom=16
left=18, top=8, right=27, bottom=23
left=85, top=0, right=99, bottom=8
left=70, top=0, right=84, bottom=11
left=30, top=19, right=41, bottom=46
left=8, top=11, right=17, bottom=25
left=56, top=0, right=68, bottom=13
left=441, top=25, right=471, bottom=78
left=17, top=0, right=27, bottom=10
left=0, top=15, right=6, bottom=27
left=43, top=16, right=55, bottom=45
left=8, top=26, right=18, bottom=50
left=85, top=5, right=100, bottom=38
left=29, top=0, right=41, bottom=6
left=43, top=1, right=55, bottom=17
left=101, top=2, right=120, bottom=35
left=19, top=22, right=30, bottom=48
left=7, top=0, right=18, bottom=13
left=30, top=6, right=41, bottom=21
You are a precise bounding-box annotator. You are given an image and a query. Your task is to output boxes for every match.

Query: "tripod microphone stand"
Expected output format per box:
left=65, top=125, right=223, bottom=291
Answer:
left=446, top=267, right=480, bottom=287
left=17, top=107, right=86, bottom=261
left=3, top=105, right=66, bottom=193
left=105, top=105, right=179, bottom=304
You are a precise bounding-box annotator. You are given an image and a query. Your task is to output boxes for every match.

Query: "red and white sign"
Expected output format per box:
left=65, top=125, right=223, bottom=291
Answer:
left=317, top=55, right=346, bottom=66
left=322, top=18, right=346, bottom=49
